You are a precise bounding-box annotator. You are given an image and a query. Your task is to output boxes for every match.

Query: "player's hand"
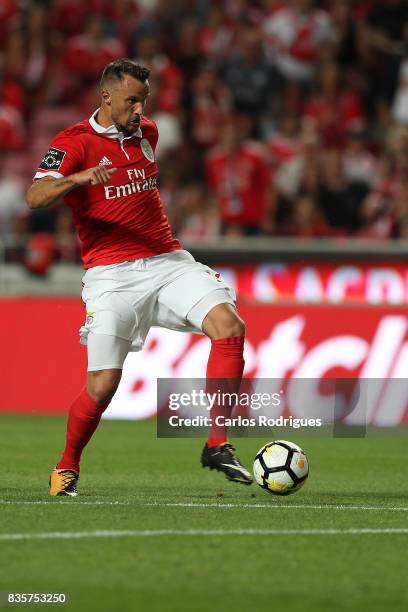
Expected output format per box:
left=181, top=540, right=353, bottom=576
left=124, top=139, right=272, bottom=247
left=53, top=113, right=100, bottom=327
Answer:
left=71, top=166, right=117, bottom=186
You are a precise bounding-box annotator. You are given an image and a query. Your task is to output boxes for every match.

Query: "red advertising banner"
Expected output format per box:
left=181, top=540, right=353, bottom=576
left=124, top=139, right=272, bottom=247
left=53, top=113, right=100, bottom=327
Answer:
left=2, top=298, right=408, bottom=424
left=0, top=297, right=86, bottom=413
left=218, top=261, right=408, bottom=304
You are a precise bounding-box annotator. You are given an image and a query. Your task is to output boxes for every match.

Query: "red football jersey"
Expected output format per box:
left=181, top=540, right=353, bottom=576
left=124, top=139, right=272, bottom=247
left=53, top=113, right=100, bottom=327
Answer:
left=34, top=112, right=181, bottom=268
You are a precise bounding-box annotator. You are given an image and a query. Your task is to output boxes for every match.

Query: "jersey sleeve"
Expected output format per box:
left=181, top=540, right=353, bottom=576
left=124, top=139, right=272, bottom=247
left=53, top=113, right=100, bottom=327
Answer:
left=149, top=120, right=159, bottom=152
left=34, top=131, right=83, bottom=180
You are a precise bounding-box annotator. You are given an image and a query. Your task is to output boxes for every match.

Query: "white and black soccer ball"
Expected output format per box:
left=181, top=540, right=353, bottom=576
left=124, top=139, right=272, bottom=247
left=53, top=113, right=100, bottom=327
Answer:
left=253, top=440, right=309, bottom=495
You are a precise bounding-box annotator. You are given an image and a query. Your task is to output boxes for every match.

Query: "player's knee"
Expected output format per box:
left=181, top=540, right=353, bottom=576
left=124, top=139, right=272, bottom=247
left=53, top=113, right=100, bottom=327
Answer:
left=86, top=370, right=122, bottom=406
left=222, top=314, right=245, bottom=338
left=203, top=304, right=245, bottom=339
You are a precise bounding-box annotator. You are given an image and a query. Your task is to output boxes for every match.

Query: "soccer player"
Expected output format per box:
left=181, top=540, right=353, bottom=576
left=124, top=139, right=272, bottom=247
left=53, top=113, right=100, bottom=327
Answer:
left=26, top=59, right=252, bottom=496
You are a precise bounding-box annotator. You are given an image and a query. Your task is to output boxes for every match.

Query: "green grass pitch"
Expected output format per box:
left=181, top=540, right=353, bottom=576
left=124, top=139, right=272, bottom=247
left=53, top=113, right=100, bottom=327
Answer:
left=1, top=414, right=408, bottom=612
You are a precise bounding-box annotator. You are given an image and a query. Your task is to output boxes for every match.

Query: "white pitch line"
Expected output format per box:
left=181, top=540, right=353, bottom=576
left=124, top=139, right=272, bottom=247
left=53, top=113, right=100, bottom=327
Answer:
left=1, top=500, right=408, bottom=512
left=146, top=502, right=408, bottom=512
left=0, top=500, right=131, bottom=506
left=1, top=528, right=408, bottom=541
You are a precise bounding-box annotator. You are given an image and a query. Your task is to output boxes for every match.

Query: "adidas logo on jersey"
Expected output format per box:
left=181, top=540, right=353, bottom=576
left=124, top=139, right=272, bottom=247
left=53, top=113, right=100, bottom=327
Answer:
left=99, top=156, right=112, bottom=166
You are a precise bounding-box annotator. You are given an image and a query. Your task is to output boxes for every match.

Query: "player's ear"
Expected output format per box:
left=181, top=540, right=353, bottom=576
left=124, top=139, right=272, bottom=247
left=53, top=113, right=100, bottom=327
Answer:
left=101, top=88, right=111, bottom=106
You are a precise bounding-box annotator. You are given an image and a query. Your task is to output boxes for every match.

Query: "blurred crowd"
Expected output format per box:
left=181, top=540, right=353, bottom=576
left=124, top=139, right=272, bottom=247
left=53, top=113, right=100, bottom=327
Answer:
left=1, top=0, right=408, bottom=270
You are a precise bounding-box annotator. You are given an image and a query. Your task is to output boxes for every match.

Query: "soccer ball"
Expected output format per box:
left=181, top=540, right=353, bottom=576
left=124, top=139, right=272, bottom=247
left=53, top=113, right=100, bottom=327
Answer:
left=253, top=440, right=309, bottom=495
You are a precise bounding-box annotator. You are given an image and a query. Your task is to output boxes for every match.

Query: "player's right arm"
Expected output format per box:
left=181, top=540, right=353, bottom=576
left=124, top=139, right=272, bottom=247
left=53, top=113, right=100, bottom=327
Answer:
left=26, top=129, right=118, bottom=209
left=26, top=166, right=117, bottom=209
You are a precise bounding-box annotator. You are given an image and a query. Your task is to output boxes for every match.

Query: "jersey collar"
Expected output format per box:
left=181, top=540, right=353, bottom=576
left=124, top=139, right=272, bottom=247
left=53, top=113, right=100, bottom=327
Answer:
left=89, top=108, right=142, bottom=140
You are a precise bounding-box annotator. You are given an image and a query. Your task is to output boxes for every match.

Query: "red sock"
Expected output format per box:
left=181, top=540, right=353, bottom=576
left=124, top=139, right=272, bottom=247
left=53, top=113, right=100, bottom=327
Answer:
left=56, top=388, right=109, bottom=472
left=206, top=336, right=245, bottom=447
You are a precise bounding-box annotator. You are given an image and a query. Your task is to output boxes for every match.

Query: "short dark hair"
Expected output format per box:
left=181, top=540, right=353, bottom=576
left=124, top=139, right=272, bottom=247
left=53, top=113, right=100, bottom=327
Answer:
left=100, top=59, right=150, bottom=88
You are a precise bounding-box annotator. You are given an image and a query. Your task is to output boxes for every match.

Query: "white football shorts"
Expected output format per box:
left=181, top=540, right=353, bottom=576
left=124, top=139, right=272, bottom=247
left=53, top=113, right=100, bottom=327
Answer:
left=79, top=249, right=236, bottom=371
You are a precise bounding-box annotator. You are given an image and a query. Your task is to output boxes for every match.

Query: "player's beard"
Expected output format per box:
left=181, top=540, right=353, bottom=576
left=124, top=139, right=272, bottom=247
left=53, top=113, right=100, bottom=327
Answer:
left=115, top=117, right=140, bottom=137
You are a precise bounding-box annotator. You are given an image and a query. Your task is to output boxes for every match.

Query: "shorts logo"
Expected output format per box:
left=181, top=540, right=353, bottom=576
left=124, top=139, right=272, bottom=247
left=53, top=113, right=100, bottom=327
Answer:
left=140, top=138, right=154, bottom=162
left=86, top=311, right=95, bottom=326
left=207, top=270, right=223, bottom=283
left=39, top=148, right=66, bottom=170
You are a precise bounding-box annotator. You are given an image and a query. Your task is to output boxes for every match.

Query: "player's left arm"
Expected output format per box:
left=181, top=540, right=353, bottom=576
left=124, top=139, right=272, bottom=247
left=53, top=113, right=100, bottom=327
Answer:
left=148, top=119, right=159, bottom=153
